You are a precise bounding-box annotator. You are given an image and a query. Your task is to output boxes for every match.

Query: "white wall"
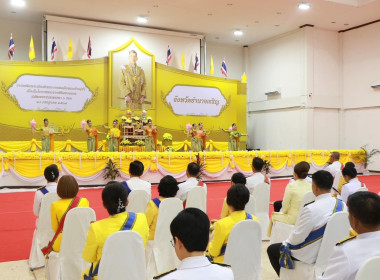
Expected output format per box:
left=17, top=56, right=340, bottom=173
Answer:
left=0, top=18, right=42, bottom=61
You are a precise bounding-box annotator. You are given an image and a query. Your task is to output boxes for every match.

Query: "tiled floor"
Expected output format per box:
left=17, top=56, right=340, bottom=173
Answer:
left=0, top=241, right=278, bottom=280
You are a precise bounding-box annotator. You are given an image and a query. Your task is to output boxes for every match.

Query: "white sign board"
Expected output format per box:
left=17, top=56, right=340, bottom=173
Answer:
left=165, top=85, right=226, bottom=116
left=8, top=75, right=93, bottom=112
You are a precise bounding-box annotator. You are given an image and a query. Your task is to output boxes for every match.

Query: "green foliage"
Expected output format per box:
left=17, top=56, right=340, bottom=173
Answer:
left=103, top=158, right=121, bottom=181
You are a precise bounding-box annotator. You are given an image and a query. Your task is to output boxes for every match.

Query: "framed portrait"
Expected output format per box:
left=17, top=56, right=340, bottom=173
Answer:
left=109, top=38, right=155, bottom=111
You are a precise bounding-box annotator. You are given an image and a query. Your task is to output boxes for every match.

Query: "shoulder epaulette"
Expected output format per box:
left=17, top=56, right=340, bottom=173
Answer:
left=211, top=261, right=231, bottom=267
left=304, top=201, right=314, bottom=207
left=37, top=185, right=46, bottom=190
left=153, top=268, right=177, bottom=279
left=336, top=236, right=356, bottom=246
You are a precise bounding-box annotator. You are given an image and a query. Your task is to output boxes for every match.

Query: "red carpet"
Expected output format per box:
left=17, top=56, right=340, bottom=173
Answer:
left=0, top=175, right=379, bottom=262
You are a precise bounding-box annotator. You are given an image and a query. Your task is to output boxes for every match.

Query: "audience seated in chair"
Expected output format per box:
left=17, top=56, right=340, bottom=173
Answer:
left=121, top=160, right=151, bottom=197
left=153, top=208, right=233, bottom=280
left=246, top=157, right=270, bottom=194
left=320, top=191, right=380, bottom=280
left=145, top=175, right=179, bottom=240
left=267, top=170, right=347, bottom=277
left=176, top=162, right=207, bottom=202
left=82, top=182, right=149, bottom=280
left=338, top=166, right=366, bottom=203
left=332, top=162, right=355, bottom=197
left=47, top=175, right=89, bottom=254
left=33, top=164, right=59, bottom=216
left=207, top=184, right=258, bottom=263
left=268, top=161, right=312, bottom=236
left=324, top=151, right=343, bottom=178
left=220, top=172, right=247, bottom=218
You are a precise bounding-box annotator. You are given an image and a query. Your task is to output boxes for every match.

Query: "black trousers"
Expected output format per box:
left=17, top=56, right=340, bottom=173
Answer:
left=267, top=243, right=300, bottom=277
left=273, top=200, right=282, bottom=212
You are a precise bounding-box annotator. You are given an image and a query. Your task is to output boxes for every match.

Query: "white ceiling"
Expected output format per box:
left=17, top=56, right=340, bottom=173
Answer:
left=2, top=0, right=380, bottom=45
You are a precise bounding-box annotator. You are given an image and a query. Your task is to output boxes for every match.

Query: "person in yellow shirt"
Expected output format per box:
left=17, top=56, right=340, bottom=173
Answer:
left=207, top=184, right=258, bottom=263
left=82, top=182, right=149, bottom=280
left=220, top=172, right=247, bottom=218
left=84, top=120, right=99, bottom=152
left=103, top=119, right=121, bottom=152
left=267, top=161, right=312, bottom=236
left=50, top=175, right=90, bottom=252
left=145, top=175, right=179, bottom=240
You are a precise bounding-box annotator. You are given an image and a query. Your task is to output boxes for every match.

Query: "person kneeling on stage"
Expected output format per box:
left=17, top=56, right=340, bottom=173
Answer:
left=154, top=208, right=234, bottom=279
left=82, top=182, right=149, bottom=280
left=145, top=175, right=179, bottom=240
left=207, top=184, right=258, bottom=263
left=267, top=170, right=346, bottom=277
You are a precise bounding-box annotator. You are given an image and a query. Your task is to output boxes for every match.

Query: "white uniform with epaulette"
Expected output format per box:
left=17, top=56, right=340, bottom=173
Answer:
left=283, top=193, right=347, bottom=264
left=153, top=256, right=234, bottom=280
left=319, top=230, right=380, bottom=280
left=325, top=161, right=343, bottom=178
left=33, top=182, right=57, bottom=216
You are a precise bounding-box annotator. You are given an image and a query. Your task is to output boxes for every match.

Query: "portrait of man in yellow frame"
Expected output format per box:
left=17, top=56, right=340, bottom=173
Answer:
left=109, top=38, right=155, bottom=111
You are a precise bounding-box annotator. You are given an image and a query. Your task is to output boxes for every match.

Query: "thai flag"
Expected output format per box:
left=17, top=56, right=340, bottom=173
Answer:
left=51, top=38, right=57, bottom=60
left=166, top=45, right=172, bottom=65
left=221, top=58, right=227, bottom=77
left=194, top=53, right=199, bottom=72
left=8, top=34, right=15, bottom=60
left=87, top=36, right=92, bottom=59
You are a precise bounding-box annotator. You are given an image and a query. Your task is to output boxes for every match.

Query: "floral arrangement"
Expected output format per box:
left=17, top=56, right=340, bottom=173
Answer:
left=121, top=116, right=127, bottom=121
left=81, top=120, right=87, bottom=131
left=135, top=140, right=145, bottom=146
left=30, top=119, right=36, bottom=133
left=103, top=158, right=120, bottom=181
left=165, top=146, right=174, bottom=152
left=186, top=123, right=192, bottom=131
left=120, top=139, right=131, bottom=146
left=163, top=133, right=173, bottom=141
left=105, top=134, right=110, bottom=141
left=360, top=145, right=380, bottom=169
left=263, top=159, right=271, bottom=175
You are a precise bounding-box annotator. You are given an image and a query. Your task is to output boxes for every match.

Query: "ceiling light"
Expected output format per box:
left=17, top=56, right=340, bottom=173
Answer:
left=11, top=0, right=25, bottom=7
left=298, top=2, right=311, bottom=10
left=137, top=16, right=148, bottom=24
left=234, top=30, right=243, bottom=36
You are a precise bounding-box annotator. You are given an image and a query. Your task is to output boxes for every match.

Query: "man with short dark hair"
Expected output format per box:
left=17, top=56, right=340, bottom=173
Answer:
left=154, top=208, right=234, bottom=279
left=267, top=170, right=346, bottom=276
left=320, top=192, right=380, bottom=280
left=325, top=151, right=343, bottom=178
left=246, top=157, right=270, bottom=194
left=121, top=160, right=151, bottom=197
left=176, top=162, right=207, bottom=201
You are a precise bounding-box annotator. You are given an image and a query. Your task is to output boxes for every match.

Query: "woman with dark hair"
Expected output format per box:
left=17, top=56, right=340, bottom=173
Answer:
left=145, top=119, right=157, bottom=152
left=220, top=123, right=241, bottom=151
left=49, top=175, right=89, bottom=253
left=333, top=162, right=355, bottom=197
left=145, top=175, right=179, bottom=240
left=267, top=161, right=312, bottom=236
left=103, top=119, right=120, bottom=152
left=339, top=166, right=366, bottom=203
left=83, top=120, right=99, bottom=152
left=82, top=182, right=149, bottom=279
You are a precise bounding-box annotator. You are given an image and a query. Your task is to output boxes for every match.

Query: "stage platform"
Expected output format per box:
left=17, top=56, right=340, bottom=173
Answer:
left=0, top=149, right=365, bottom=187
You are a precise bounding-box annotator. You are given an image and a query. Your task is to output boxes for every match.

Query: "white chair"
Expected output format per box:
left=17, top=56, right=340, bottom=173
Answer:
left=224, top=220, right=262, bottom=280
left=28, top=192, right=59, bottom=270
left=252, top=183, right=270, bottom=240
left=127, top=190, right=150, bottom=213
left=98, top=231, right=146, bottom=280
left=245, top=195, right=256, bottom=216
left=45, top=207, right=96, bottom=280
left=146, top=198, right=183, bottom=280
left=185, top=187, right=207, bottom=213
left=355, top=256, right=380, bottom=280
left=355, top=186, right=368, bottom=192
left=270, top=191, right=315, bottom=245
left=332, top=170, right=342, bottom=195
left=280, top=211, right=350, bottom=280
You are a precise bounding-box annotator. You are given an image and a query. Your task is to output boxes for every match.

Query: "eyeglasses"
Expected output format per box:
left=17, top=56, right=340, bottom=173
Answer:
left=170, top=238, right=175, bottom=247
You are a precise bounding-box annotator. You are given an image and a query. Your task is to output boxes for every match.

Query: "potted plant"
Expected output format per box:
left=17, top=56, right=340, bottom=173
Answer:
left=162, top=133, right=173, bottom=146
left=103, top=158, right=120, bottom=181
left=360, top=145, right=380, bottom=175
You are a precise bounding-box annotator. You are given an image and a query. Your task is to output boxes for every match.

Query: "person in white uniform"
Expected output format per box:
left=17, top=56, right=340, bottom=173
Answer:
left=320, top=191, right=380, bottom=280
left=246, top=157, right=270, bottom=194
left=339, top=166, right=366, bottom=203
left=176, top=163, right=207, bottom=202
left=153, top=208, right=234, bottom=280
left=33, top=164, right=59, bottom=216
left=267, top=170, right=347, bottom=276
left=121, top=160, right=151, bottom=197
left=325, top=151, right=343, bottom=178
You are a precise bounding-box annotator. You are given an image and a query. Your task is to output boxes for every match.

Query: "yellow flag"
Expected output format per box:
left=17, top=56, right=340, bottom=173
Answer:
left=29, top=36, right=36, bottom=61
left=181, top=51, right=185, bottom=70
left=241, top=72, right=247, bottom=83
left=67, top=38, right=73, bottom=59
left=210, top=56, right=214, bottom=75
